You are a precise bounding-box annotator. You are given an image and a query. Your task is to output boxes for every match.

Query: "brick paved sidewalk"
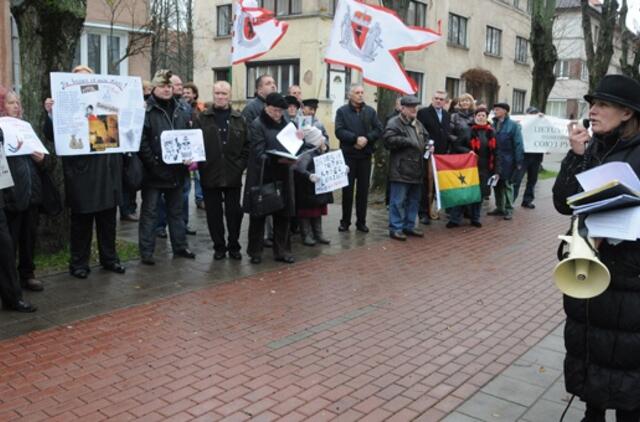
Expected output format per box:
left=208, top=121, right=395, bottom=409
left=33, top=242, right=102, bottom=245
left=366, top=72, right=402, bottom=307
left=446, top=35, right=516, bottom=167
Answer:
left=0, top=180, right=569, bottom=421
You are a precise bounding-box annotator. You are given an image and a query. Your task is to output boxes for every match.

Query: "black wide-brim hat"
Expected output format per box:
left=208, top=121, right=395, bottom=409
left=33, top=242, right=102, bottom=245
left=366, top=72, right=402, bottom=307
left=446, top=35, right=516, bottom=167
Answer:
left=584, top=74, right=640, bottom=113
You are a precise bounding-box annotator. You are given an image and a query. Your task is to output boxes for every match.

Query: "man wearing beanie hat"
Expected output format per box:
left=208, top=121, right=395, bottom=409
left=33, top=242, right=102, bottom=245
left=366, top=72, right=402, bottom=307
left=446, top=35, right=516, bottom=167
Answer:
left=137, top=69, right=196, bottom=265
left=489, top=101, right=523, bottom=220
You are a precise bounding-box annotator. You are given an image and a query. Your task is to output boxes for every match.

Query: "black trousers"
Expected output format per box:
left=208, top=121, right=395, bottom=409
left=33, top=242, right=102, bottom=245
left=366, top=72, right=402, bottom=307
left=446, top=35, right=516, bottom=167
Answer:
left=5, top=206, right=39, bottom=281
left=139, top=186, right=188, bottom=258
left=247, top=214, right=291, bottom=259
left=584, top=402, right=640, bottom=421
left=0, top=209, right=23, bottom=307
left=203, top=187, right=243, bottom=253
left=70, top=207, right=119, bottom=272
left=341, top=156, right=372, bottom=226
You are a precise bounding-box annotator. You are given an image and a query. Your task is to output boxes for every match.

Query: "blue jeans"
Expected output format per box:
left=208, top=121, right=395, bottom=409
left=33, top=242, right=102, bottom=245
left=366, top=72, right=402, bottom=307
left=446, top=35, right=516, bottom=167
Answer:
left=449, top=203, right=481, bottom=225
left=388, top=182, right=421, bottom=232
left=193, top=171, right=204, bottom=203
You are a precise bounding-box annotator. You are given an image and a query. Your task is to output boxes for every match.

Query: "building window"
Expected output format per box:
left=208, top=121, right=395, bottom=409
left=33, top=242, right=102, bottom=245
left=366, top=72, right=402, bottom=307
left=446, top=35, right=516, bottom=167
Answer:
left=407, top=1, right=427, bottom=27
left=485, top=26, right=502, bottom=56
left=580, top=60, right=589, bottom=81
left=213, top=67, right=231, bottom=83
left=515, top=36, right=528, bottom=64
left=73, top=29, right=129, bottom=75
left=512, top=89, right=526, bottom=114
left=546, top=99, right=566, bottom=118
left=554, top=60, right=569, bottom=79
left=246, top=60, right=300, bottom=98
left=448, top=13, right=468, bottom=48
left=217, top=4, right=232, bottom=36
left=259, top=0, right=302, bottom=16
left=407, top=71, right=425, bottom=102
left=446, top=77, right=460, bottom=99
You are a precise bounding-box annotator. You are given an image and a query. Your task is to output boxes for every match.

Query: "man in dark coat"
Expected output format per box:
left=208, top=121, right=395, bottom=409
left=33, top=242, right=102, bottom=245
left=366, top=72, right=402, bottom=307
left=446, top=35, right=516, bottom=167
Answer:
left=241, top=74, right=277, bottom=125
left=417, top=90, right=450, bottom=224
left=243, top=93, right=297, bottom=265
left=0, top=130, right=36, bottom=312
left=62, top=65, right=125, bottom=279
left=384, top=96, right=429, bottom=241
left=138, top=69, right=196, bottom=265
left=553, top=74, right=640, bottom=420
left=335, top=84, right=383, bottom=233
left=195, top=81, right=249, bottom=261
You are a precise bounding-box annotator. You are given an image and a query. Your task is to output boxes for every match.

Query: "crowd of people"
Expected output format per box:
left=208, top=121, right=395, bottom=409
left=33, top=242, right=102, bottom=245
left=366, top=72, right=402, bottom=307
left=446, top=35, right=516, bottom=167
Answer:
left=0, top=68, right=543, bottom=314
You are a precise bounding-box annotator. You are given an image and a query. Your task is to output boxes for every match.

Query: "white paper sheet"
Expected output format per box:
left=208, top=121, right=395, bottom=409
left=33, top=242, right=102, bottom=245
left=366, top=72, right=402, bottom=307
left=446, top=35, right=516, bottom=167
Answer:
left=276, top=122, right=303, bottom=156
left=0, top=144, right=14, bottom=189
left=585, top=206, right=640, bottom=241
left=314, top=150, right=349, bottom=194
left=160, top=129, right=206, bottom=164
left=0, top=117, right=49, bottom=156
left=576, top=161, right=640, bottom=192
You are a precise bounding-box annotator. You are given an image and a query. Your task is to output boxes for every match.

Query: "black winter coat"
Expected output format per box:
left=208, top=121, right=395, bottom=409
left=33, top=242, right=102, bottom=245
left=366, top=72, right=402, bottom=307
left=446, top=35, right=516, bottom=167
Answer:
left=3, top=155, right=43, bottom=212
left=553, top=130, right=640, bottom=411
left=138, top=96, right=191, bottom=189
left=195, top=107, right=249, bottom=189
left=335, top=102, right=383, bottom=159
left=242, top=111, right=296, bottom=217
left=417, top=105, right=450, bottom=154
left=383, top=114, right=427, bottom=184
left=63, top=154, right=122, bottom=214
left=449, top=110, right=475, bottom=152
left=293, top=149, right=333, bottom=210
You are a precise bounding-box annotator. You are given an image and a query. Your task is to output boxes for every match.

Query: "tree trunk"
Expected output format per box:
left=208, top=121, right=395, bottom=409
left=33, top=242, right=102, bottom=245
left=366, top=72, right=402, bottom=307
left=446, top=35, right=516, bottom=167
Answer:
left=581, top=0, right=618, bottom=92
left=10, top=0, right=86, bottom=252
left=371, top=0, right=410, bottom=194
left=529, top=0, right=557, bottom=113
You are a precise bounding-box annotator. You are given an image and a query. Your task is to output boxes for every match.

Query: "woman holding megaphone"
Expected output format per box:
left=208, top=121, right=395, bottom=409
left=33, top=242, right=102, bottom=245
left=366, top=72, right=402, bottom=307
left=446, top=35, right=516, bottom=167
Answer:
left=553, top=74, right=640, bottom=421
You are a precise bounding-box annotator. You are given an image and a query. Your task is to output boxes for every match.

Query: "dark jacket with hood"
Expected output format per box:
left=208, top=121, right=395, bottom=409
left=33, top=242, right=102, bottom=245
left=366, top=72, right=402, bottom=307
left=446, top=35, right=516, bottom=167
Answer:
left=553, top=128, right=640, bottom=411
left=138, top=95, right=191, bottom=189
left=335, top=102, right=383, bottom=159
left=195, top=106, right=249, bottom=189
left=383, top=114, right=428, bottom=184
left=242, top=110, right=296, bottom=217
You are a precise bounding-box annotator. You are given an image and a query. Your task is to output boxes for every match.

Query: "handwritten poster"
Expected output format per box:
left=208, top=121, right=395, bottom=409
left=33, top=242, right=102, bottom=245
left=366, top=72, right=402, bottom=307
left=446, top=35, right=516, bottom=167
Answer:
left=160, top=129, right=206, bottom=164
left=0, top=117, right=49, bottom=156
left=314, top=150, right=349, bottom=194
left=50, top=72, right=145, bottom=155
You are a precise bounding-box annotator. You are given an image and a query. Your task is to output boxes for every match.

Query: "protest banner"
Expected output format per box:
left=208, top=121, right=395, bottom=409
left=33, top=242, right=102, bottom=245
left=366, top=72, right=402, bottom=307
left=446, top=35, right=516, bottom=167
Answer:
left=314, top=150, right=349, bottom=195
left=0, top=117, right=49, bottom=156
left=0, top=143, right=14, bottom=190
left=50, top=72, right=145, bottom=156
left=512, top=114, right=572, bottom=153
left=160, top=129, right=206, bottom=164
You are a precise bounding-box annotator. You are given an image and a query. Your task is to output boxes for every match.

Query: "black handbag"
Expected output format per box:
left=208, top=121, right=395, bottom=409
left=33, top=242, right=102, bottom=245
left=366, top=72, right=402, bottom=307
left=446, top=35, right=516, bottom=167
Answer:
left=123, top=152, right=143, bottom=191
left=249, top=156, right=284, bottom=217
left=38, top=169, right=63, bottom=217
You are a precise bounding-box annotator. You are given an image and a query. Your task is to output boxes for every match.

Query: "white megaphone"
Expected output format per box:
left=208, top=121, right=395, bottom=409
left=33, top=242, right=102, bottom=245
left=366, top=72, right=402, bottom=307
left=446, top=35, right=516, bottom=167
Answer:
left=553, top=218, right=610, bottom=299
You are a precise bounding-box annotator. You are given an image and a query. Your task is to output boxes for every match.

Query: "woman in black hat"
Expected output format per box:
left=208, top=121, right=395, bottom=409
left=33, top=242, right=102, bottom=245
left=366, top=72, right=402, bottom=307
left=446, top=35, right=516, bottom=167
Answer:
left=553, top=74, right=640, bottom=421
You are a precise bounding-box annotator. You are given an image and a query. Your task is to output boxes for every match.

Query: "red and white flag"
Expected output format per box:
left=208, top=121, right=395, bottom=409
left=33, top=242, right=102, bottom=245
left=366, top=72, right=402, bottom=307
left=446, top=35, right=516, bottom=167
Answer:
left=231, top=0, right=288, bottom=64
left=325, top=0, right=441, bottom=94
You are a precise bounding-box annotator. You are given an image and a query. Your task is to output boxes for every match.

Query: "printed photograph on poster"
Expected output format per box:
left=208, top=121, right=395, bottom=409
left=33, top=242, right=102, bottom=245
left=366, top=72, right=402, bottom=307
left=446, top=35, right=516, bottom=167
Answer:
left=314, top=150, right=349, bottom=195
left=0, top=143, right=14, bottom=190
left=160, top=129, right=206, bottom=164
left=50, top=72, right=145, bottom=156
left=0, top=117, right=49, bottom=157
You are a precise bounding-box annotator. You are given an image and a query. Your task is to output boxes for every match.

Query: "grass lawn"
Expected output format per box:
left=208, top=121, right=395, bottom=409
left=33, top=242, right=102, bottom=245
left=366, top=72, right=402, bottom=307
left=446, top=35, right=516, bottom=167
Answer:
left=539, top=168, right=558, bottom=180
left=34, top=239, right=139, bottom=275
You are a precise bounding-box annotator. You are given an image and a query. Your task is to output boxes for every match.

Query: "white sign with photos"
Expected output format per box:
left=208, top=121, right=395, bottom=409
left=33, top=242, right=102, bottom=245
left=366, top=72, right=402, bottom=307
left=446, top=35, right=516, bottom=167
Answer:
left=160, top=129, right=206, bottom=164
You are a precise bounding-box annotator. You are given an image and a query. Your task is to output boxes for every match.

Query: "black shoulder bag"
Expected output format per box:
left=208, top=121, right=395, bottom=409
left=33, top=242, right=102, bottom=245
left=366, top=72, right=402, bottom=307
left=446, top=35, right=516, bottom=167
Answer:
left=249, top=156, right=284, bottom=217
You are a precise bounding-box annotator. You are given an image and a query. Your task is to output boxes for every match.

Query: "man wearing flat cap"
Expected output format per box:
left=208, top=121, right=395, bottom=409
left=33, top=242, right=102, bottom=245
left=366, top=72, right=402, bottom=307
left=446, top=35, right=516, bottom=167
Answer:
left=383, top=95, right=430, bottom=241
left=489, top=102, right=523, bottom=220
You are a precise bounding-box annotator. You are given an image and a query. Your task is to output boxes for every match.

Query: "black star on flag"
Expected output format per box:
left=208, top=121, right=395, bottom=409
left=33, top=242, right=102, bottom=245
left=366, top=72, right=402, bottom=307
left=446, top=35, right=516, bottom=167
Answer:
left=457, top=172, right=467, bottom=185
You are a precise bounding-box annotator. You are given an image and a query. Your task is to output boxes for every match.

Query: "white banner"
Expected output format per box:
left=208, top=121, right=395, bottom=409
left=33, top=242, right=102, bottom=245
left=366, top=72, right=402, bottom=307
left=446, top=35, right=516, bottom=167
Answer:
left=512, top=114, right=572, bottom=153
left=50, top=72, right=145, bottom=156
left=314, top=150, right=349, bottom=194
left=325, top=0, right=441, bottom=94
left=160, top=129, right=206, bottom=164
left=0, top=117, right=49, bottom=156
left=0, top=143, right=14, bottom=190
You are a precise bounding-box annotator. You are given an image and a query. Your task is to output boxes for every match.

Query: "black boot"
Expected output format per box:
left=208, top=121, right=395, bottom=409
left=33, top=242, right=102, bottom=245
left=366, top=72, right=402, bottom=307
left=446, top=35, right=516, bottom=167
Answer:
left=300, top=218, right=316, bottom=246
left=311, top=217, right=330, bottom=244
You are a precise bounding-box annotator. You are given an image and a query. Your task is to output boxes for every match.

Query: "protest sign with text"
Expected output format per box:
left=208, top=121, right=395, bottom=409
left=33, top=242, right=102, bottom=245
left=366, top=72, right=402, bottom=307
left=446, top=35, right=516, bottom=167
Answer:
left=0, top=117, right=49, bottom=156
left=512, top=114, right=571, bottom=153
left=314, top=150, right=349, bottom=195
left=50, top=72, right=145, bottom=156
left=0, top=143, right=14, bottom=190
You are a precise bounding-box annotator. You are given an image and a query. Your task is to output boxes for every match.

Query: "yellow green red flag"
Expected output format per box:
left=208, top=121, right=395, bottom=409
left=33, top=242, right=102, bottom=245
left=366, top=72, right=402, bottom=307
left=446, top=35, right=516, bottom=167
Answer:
left=433, top=153, right=481, bottom=209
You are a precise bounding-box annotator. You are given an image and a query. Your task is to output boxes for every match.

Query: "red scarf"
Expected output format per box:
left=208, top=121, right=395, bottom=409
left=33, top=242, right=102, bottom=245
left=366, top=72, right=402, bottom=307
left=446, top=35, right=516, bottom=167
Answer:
left=470, top=124, right=497, bottom=171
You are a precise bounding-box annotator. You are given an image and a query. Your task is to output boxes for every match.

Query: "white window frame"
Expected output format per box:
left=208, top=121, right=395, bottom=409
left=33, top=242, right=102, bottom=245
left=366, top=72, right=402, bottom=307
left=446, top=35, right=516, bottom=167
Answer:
left=217, top=4, right=233, bottom=37
left=406, top=70, right=425, bottom=102
left=512, top=89, right=526, bottom=114
left=515, top=36, right=528, bottom=64
left=554, top=60, right=569, bottom=79
left=75, top=24, right=130, bottom=75
left=246, top=60, right=300, bottom=98
left=485, top=26, right=502, bottom=57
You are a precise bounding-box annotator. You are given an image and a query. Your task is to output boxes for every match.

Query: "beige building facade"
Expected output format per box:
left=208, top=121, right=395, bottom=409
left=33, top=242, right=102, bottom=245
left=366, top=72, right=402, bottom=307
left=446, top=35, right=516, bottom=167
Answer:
left=1, top=0, right=151, bottom=92
left=194, top=0, right=533, bottom=141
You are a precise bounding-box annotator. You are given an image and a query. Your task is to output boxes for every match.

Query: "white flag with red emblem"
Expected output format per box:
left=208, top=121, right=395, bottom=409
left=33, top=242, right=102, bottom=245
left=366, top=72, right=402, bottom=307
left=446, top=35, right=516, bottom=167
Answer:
left=231, top=0, right=289, bottom=64
left=325, top=0, right=441, bottom=94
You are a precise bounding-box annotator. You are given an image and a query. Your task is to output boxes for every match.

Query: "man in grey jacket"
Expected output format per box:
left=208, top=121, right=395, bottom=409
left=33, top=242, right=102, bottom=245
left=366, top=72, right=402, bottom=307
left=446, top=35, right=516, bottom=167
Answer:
left=383, top=96, right=431, bottom=241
